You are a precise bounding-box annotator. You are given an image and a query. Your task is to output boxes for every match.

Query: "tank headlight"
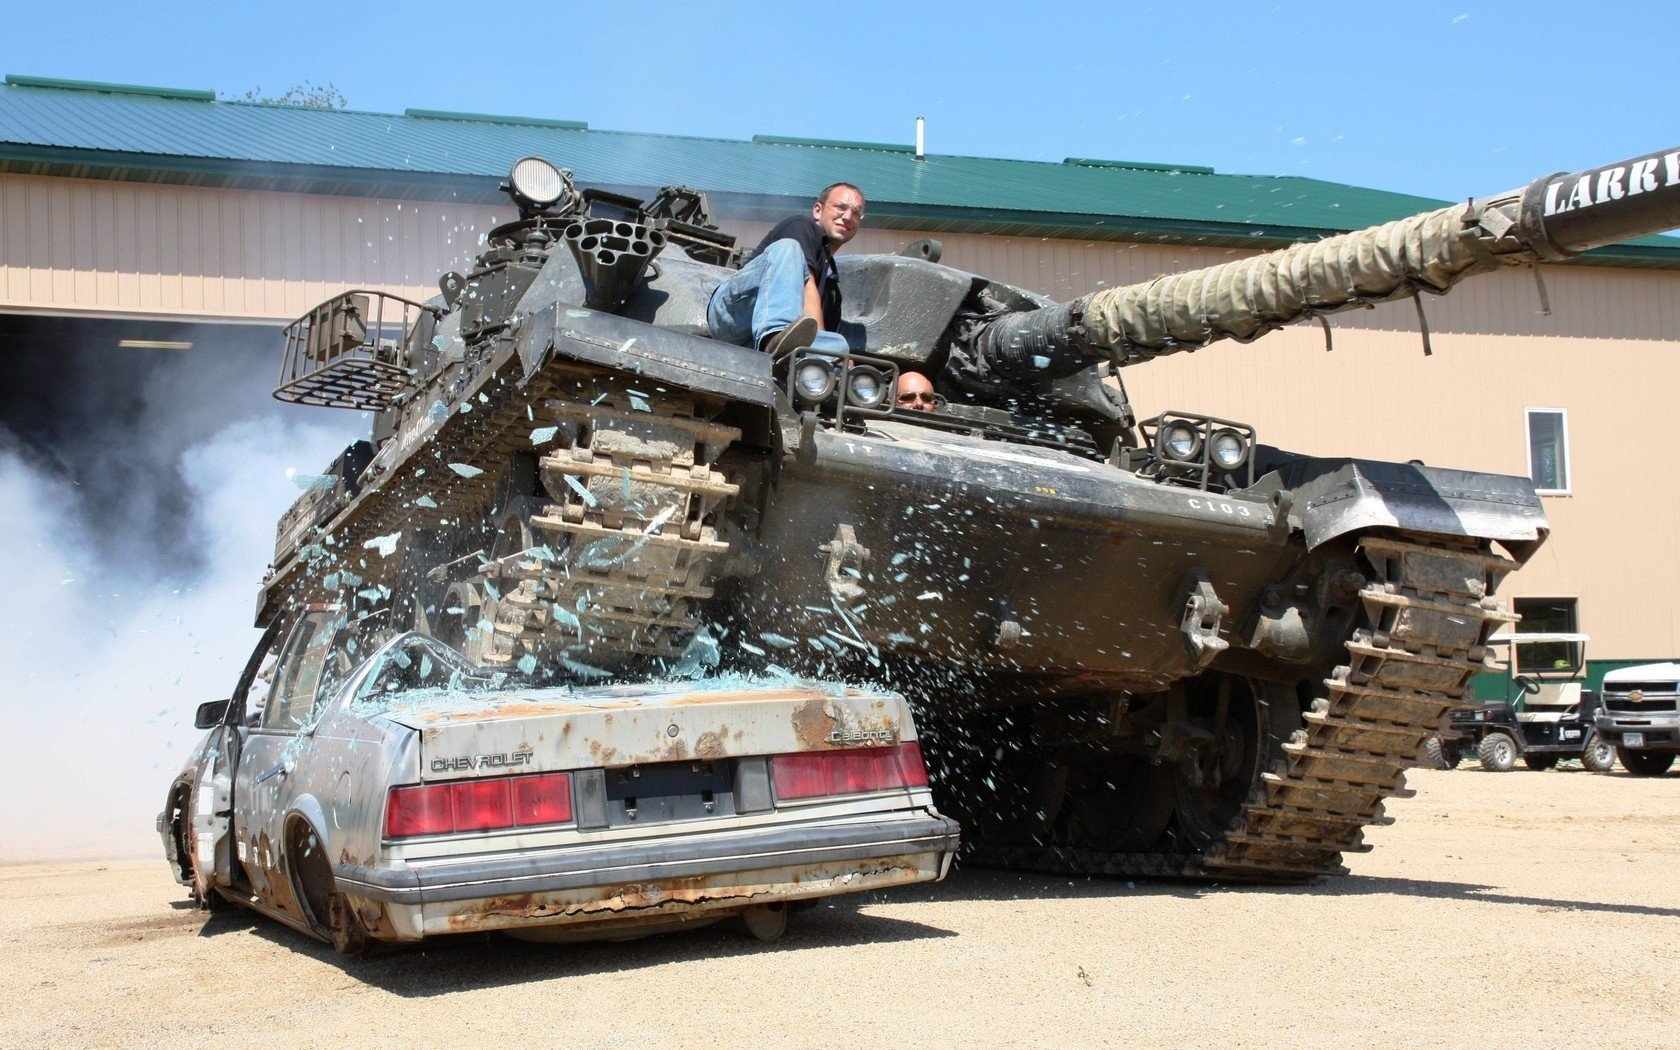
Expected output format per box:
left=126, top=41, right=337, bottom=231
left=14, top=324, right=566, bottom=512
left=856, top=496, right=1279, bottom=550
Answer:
left=1159, top=421, right=1202, bottom=462
left=845, top=366, right=890, bottom=410
left=1209, top=428, right=1249, bottom=471
left=508, top=156, right=570, bottom=209
left=793, top=356, right=837, bottom=403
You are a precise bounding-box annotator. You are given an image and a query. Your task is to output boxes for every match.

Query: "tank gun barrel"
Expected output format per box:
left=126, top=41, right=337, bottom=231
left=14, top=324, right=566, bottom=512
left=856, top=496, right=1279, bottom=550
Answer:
left=975, top=146, right=1680, bottom=376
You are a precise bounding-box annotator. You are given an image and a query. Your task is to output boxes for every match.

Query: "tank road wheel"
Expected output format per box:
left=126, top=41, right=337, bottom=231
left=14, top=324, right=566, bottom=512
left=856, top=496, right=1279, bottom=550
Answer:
left=1478, top=732, right=1518, bottom=772
left=1580, top=731, right=1617, bottom=773
left=1617, top=748, right=1676, bottom=777
left=1523, top=754, right=1559, bottom=771
left=288, top=820, right=368, bottom=957
left=488, top=495, right=547, bottom=561
left=1166, top=675, right=1295, bottom=853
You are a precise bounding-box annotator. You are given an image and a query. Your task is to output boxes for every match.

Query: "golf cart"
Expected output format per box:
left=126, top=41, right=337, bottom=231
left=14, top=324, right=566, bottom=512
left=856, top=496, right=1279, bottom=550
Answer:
left=1431, top=632, right=1616, bottom=772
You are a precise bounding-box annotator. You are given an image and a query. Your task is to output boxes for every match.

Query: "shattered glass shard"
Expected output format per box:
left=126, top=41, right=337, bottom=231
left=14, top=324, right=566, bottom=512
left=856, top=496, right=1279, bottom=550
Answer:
left=362, top=532, right=402, bottom=557
left=562, top=473, right=598, bottom=508
left=561, top=656, right=611, bottom=679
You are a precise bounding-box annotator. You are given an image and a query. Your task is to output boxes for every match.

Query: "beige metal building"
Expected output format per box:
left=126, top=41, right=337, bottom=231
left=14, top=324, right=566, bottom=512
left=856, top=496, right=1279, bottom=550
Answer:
left=3, top=75, right=1677, bottom=684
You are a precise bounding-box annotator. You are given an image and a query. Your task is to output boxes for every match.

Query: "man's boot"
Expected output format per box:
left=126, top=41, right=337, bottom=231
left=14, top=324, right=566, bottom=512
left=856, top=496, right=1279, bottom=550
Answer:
left=760, top=316, right=819, bottom=356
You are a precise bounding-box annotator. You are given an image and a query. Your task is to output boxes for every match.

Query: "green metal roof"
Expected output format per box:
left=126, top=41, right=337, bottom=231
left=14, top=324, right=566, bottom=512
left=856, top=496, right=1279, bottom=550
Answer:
left=3, top=74, right=1677, bottom=264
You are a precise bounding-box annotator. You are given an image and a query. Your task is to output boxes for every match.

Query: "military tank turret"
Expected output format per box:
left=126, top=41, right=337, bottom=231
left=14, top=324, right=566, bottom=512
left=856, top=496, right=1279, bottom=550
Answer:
left=260, top=146, right=1680, bottom=882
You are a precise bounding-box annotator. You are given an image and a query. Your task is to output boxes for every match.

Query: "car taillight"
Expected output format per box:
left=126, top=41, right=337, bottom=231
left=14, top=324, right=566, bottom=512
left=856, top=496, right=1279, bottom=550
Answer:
left=451, top=778, right=512, bottom=833
left=512, top=772, right=574, bottom=826
left=385, top=771, right=573, bottom=839
left=770, top=742, right=929, bottom=802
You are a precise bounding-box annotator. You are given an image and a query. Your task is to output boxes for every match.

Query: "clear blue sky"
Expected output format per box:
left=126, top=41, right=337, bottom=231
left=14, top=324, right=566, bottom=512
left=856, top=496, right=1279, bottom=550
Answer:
left=4, top=0, right=1677, bottom=200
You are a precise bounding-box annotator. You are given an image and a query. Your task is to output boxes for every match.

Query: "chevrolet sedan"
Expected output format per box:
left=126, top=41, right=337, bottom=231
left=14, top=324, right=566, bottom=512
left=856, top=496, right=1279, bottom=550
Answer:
left=160, top=608, right=958, bottom=953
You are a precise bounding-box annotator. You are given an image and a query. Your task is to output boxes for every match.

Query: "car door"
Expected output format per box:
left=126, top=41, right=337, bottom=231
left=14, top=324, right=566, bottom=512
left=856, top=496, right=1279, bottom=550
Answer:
left=234, top=608, right=344, bottom=907
left=189, top=618, right=285, bottom=902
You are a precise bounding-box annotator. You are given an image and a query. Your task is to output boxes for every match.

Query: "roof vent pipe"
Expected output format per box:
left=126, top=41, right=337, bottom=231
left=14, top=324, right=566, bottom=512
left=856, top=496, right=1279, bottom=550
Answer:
left=915, top=117, right=925, bottom=161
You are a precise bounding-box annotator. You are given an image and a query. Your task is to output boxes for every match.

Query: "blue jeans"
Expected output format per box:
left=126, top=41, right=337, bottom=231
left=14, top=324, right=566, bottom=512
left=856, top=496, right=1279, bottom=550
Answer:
left=708, top=239, right=850, bottom=352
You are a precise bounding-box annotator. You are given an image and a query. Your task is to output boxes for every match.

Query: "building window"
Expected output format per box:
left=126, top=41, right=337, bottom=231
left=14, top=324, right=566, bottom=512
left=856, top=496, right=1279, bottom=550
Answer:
left=1526, top=408, right=1570, bottom=494
left=1512, top=597, right=1580, bottom=672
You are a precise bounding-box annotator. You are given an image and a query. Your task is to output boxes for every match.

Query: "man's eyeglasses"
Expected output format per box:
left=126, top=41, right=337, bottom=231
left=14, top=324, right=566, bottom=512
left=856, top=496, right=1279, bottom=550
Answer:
left=897, top=392, right=936, bottom=405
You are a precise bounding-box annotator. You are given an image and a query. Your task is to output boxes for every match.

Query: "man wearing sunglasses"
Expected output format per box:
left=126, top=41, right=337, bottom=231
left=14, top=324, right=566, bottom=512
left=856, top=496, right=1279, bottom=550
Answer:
left=895, top=371, right=937, bottom=412
left=708, top=183, right=865, bottom=357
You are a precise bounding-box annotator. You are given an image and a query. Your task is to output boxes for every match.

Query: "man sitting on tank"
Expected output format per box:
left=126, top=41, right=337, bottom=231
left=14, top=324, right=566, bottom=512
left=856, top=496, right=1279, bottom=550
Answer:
left=895, top=371, right=938, bottom=412
left=708, top=182, right=865, bottom=356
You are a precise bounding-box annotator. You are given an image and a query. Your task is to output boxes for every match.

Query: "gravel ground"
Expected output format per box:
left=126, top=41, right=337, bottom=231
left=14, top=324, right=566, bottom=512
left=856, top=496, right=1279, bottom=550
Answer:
left=3, top=766, right=1677, bottom=1048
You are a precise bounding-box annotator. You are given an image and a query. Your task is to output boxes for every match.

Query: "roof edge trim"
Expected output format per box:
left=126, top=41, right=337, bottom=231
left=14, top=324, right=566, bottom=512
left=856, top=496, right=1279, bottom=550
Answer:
left=4, top=74, right=213, bottom=101
left=1064, top=156, right=1216, bottom=175
left=403, top=108, right=587, bottom=130
left=752, top=134, right=913, bottom=153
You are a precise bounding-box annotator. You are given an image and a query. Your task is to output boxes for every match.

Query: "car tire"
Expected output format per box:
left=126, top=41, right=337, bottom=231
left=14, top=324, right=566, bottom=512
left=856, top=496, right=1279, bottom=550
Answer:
left=1441, top=742, right=1466, bottom=769
left=1478, top=732, right=1518, bottom=772
left=742, top=902, right=789, bottom=942
left=1423, top=735, right=1448, bottom=769
left=1616, top=748, right=1677, bottom=777
left=175, top=787, right=225, bottom=913
left=1580, top=732, right=1617, bottom=773
left=1523, top=754, right=1559, bottom=771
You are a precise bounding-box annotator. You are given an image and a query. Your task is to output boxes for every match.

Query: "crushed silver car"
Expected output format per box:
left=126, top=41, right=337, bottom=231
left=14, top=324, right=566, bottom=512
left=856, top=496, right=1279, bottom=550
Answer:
left=160, top=609, right=958, bottom=953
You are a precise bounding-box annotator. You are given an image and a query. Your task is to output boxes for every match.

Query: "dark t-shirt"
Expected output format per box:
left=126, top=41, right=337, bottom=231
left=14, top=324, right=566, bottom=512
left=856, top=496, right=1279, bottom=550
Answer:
left=756, top=216, right=841, bottom=330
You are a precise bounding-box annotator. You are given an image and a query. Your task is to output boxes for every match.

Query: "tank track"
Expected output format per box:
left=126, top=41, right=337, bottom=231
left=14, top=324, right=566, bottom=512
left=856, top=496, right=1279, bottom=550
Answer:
left=469, top=390, right=739, bottom=666
left=965, top=533, right=1518, bottom=883
left=272, top=359, right=737, bottom=668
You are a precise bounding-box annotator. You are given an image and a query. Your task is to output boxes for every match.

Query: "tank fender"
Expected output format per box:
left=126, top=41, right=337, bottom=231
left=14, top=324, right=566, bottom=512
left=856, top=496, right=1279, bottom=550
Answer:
left=1260, top=456, right=1547, bottom=557
left=513, top=301, right=777, bottom=408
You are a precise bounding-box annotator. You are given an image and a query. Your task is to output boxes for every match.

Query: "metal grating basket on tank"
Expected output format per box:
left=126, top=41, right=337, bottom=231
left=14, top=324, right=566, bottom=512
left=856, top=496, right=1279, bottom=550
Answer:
left=275, top=290, right=434, bottom=410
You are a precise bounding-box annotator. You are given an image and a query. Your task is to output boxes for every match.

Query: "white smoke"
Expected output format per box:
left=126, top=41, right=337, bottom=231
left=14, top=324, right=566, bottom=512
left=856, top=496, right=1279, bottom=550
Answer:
left=0, top=415, right=348, bottom=862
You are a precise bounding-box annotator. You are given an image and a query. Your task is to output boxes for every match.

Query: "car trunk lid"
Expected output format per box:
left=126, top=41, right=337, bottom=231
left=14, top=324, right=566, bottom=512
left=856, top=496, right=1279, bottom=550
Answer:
left=375, top=678, right=908, bottom=780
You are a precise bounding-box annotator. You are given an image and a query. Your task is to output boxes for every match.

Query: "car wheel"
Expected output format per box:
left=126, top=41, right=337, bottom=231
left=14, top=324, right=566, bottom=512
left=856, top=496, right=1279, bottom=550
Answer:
left=1617, top=748, right=1677, bottom=777
left=1478, top=732, right=1518, bottom=772
left=1422, top=735, right=1447, bottom=769
left=1580, top=732, right=1617, bottom=773
left=175, top=787, right=225, bottom=913
left=1441, top=741, right=1466, bottom=769
left=1522, top=754, right=1559, bottom=771
left=742, top=903, right=789, bottom=942
left=288, top=820, right=369, bottom=957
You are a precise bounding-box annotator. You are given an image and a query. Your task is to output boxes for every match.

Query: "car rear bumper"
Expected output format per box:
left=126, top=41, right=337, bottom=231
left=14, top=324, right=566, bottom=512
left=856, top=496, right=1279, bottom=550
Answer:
left=334, top=812, right=958, bottom=938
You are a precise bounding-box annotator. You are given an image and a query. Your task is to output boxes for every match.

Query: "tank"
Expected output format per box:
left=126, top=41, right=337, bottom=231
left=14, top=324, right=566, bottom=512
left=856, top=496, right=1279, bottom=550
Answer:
left=258, top=147, right=1680, bottom=882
